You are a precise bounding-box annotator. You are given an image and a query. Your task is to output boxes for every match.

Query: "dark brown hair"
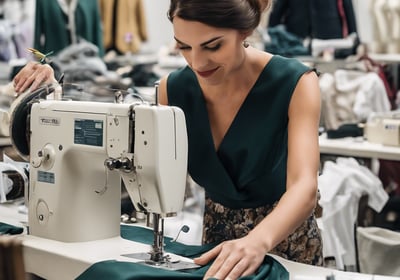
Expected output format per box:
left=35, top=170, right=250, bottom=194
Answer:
left=168, top=0, right=272, bottom=32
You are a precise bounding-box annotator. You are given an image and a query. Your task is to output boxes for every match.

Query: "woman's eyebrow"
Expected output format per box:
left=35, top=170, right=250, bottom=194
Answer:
left=174, top=36, right=224, bottom=47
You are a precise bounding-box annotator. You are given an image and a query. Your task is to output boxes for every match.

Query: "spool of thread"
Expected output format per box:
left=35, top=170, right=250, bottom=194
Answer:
left=3, top=170, right=25, bottom=200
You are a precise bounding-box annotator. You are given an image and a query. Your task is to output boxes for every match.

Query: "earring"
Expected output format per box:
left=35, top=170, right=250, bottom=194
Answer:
left=243, top=41, right=250, bottom=48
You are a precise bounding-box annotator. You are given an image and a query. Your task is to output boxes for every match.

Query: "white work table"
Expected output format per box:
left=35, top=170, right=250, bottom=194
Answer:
left=1, top=203, right=399, bottom=280
left=319, top=133, right=400, bottom=161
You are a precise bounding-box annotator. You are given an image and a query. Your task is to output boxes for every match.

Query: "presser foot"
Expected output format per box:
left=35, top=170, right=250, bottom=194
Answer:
left=120, top=252, right=201, bottom=271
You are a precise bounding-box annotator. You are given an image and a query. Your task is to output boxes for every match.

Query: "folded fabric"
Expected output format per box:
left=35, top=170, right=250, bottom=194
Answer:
left=77, top=225, right=289, bottom=280
left=0, top=222, right=24, bottom=235
left=326, top=123, right=363, bottom=139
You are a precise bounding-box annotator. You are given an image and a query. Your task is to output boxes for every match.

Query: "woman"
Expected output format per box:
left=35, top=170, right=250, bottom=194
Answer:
left=13, top=0, right=322, bottom=279
left=161, top=1, right=322, bottom=279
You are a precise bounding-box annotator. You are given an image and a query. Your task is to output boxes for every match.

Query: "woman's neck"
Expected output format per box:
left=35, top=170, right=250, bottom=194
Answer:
left=201, top=48, right=271, bottom=99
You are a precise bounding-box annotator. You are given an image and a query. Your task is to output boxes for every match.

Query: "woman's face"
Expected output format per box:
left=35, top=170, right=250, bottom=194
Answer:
left=172, top=16, right=247, bottom=86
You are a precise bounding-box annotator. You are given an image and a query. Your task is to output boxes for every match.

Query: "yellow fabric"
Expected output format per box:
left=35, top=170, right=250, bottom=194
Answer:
left=99, top=0, right=148, bottom=54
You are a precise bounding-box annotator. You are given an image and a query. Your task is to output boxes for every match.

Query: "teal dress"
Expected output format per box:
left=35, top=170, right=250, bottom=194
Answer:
left=167, top=55, right=323, bottom=266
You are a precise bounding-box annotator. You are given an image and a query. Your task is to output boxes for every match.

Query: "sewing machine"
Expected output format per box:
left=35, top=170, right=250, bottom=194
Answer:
left=9, top=85, right=194, bottom=270
left=6, top=87, right=397, bottom=280
left=364, top=111, right=400, bottom=147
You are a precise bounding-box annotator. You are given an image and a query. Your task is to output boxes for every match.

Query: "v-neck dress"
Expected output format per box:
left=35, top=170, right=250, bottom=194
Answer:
left=167, top=55, right=309, bottom=209
left=167, top=55, right=323, bottom=265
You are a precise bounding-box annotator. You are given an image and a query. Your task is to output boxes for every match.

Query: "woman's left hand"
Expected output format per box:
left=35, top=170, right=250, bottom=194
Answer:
left=194, top=234, right=267, bottom=280
left=13, top=61, right=56, bottom=94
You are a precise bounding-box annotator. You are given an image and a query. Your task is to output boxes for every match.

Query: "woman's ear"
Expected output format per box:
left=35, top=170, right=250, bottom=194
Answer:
left=240, top=30, right=253, bottom=42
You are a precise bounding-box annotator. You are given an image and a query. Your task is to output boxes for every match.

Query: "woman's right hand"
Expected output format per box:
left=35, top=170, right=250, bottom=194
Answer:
left=13, top=61, right=57, bottom=94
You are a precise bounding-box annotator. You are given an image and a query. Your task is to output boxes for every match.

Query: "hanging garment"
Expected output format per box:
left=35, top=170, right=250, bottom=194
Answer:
left=34, top=0, right=104, bottom=56
left=318, top=157, right=389, bottom=270
left=268, top=0, right=312, bottom=39
left=99, top=0, right=148, bottom=54
left=268, top=0, right=357, bottom=40
left=310, top=0, right=357, bottom=40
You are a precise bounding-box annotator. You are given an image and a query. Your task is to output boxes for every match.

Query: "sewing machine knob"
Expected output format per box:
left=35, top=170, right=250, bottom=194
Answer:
left=104, top=158, right=133, bottom=171
left=36, top=199, right=50, bottom=225
left=31, top=152, right=43, bottom=168
left=31, top=145, right=56, bottom=170
left=41, top=144, right=56, bottom=170
left=105, top=158, right=119, bottom=170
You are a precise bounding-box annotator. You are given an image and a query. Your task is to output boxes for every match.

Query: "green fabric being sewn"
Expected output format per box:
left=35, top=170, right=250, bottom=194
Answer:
left=76, top=225, right=289, bottom=280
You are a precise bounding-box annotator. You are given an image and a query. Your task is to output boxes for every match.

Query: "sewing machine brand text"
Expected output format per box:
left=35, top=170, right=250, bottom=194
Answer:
left=39, top=117, right=61, bottom=126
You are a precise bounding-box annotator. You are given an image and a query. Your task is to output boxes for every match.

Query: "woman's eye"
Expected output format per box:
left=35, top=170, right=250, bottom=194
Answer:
left=177, top=45, right=190, bottom=51
left=206, top=43, right=221, bottom=51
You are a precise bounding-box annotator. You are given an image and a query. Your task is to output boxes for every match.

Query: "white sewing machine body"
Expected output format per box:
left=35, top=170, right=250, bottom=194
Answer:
left=27, top=99, right=188, bottom=243
left=364, top=111, right=400, bottom=147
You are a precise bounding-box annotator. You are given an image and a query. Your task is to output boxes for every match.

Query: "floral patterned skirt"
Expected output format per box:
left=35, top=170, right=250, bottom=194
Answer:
left=202, top=195, right=323, bottom=266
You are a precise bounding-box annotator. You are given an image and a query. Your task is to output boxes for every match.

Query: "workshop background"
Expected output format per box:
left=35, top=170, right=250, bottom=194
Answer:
left=0, top=0, right=400, bottom=278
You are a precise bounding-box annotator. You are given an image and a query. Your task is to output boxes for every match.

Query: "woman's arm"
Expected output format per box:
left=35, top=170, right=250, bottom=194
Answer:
left=250, top=70, right=321, bottom=250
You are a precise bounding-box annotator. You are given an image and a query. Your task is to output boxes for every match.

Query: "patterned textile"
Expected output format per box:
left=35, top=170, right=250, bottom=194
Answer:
left=202, top=195, right=323, bottom=266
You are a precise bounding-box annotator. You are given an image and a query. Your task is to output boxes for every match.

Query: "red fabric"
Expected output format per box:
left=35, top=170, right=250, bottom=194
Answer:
left=337, top=0, right=349, bottom=37
left=378, top=159, right=400, bottom=196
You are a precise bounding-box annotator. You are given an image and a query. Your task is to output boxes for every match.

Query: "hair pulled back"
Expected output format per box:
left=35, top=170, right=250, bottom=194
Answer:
left=168, top=0, right=272, bottom=31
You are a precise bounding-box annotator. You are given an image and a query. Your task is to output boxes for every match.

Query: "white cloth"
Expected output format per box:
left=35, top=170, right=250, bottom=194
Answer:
left=318, top=157, right=389, bottom=270
left=334, top=69, right=391, bottom=121
left=319, top=69, right=391, bottom=130
left=319, top=72, right=358, bottom=130
left=311, top=33, right=358, bottom=57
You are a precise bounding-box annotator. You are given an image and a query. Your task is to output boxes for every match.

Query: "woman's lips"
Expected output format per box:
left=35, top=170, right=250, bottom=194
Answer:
left=197, top=68, right=218, bottom=78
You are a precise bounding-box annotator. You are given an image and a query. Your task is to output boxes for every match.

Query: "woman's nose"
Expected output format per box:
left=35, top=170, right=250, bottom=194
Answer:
left=190, top=50, right=208, bottom=70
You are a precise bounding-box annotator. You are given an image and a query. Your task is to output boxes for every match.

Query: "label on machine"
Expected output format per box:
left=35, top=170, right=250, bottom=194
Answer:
left=74, top=119, right=104, bottom=147
left=37, top=171, right=55, bottom=184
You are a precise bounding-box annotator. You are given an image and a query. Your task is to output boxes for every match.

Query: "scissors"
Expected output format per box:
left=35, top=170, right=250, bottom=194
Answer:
left=27, top=48, right=54, bottom=64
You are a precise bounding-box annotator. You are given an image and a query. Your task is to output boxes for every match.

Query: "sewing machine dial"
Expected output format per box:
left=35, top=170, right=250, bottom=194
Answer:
left=36, top=199, right=50, bottom=225
left=31, top=144, right=56, bottom=170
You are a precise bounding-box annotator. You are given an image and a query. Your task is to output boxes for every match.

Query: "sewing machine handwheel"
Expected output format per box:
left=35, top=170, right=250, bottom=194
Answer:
left=9, top=85, right=55, bottom=161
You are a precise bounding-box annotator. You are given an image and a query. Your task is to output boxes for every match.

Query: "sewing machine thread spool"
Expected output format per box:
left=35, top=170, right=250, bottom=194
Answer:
left=2, top=170, right=25, bottom=201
